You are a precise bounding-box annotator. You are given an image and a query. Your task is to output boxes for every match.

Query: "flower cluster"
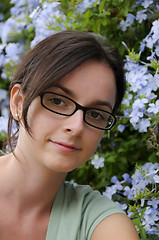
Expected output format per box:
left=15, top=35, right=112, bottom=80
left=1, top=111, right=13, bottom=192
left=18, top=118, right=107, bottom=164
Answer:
left=103, top=162, right=159, bottom=238
left=29, top=1, right=64, bottom=47
left=122, top=59, right=159, bottom=132
left=119, top=0, right=158, bottom=31
left=118, top=0, right=159, bottom=133
left=0, top=89, right=8, bottom=134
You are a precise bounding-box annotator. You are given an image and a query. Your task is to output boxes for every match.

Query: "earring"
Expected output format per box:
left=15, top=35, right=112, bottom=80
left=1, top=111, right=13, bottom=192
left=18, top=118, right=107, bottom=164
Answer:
left=15, top=112, right=19, bottom=119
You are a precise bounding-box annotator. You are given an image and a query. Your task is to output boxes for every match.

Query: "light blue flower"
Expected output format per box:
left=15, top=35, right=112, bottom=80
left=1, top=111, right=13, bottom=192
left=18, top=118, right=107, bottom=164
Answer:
left=0, top=89, right=7, bottom=102
left=147, top=199, right=159, bottom=209
left=142, top=207, right=159, bottom=234
left=30, top=1, right=65, bottom=47
left=129, top=98, right=149, bottom=131
left=143, top=20, right=159, bottom=49
left=153, top=175, right=159, bottom=183
left=123, top=186, right=134, bottom=200
left=0, top=51, right=5, bottom=67
left=125, top=61, right=148, bottom=93
left=141, top=0, right=153, bottom=8
left=133, top=98, right=148, bottom=109
left=140, top=41, right=146, bottom=52
left=136, top=10, right=147, bottom=23
left=119, top=20, right=128, bottom=32
left=115, top=202, right=128, bottom=211
left=91, top=154, right=104, bottom=169
left=143, top=162, right=159, bottom=172
left=130, top=115, right=139, bottom=127
left=10, top=0, right=40, bottom=15
left=1, top=72, right=7, bottom=80
left=147, top=50, right=156, bottom=61
left=156, top=4, right=159, bottom=11
left=151, top=19, right=159, bottom=43
left=126, top=13, right=136, bottom=25
left=103, top=185, right=117, bottom=200
left=111, top=176, right=123, bottom=191
left=1, top=107, right=9, bottom=118
left=122, top=173, right=132, bottom=184
left=155, top=45, right=159, bottom=56
left=0, top=18, right=17, bottom=44
left=147, top=100, right=159, bottom=114
left=0, top=116, right=8, bottom=133
left=117, top=124, right=125, bottom=133
left=4, top=43, right=25, bottom=64
left=122, top=93, right=133, bottom=107
left=119, top=13, right=135, bottom=31
left=0, top=13, right=4, bottom=21
left=137, top=118, right=151, bottom=132
left=0, top=17, right=27, bottom=44
left=77, top=0, right=98, bottom=13
left=148, top=73, right=159, bottom=92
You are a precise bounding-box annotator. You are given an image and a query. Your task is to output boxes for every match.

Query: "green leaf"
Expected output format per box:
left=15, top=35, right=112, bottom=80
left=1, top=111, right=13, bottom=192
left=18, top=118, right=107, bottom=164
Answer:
left=85, top=10, right=90, bottom=20
left=132, top=218, right=141, bottom=229
left=140, top=227, right=147, bottom=240
left=150, top=60, right=159, bottom=70
left=126, top=49, right=140, bottom=62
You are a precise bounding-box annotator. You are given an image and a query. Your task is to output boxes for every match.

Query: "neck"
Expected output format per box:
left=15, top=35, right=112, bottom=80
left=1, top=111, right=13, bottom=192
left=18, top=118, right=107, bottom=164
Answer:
left=1, top=151, right=66, bottom=214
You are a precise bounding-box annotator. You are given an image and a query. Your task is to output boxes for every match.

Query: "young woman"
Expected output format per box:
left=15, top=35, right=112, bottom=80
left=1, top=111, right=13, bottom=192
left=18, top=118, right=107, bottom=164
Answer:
left=0, top=30, right=139, bottom=239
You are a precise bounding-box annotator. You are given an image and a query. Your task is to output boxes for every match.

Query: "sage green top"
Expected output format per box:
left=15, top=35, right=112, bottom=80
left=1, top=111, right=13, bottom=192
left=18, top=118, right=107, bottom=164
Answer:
left=0, top=150, right=4, bottom=156
left=46, top=181, right=125, bottom=240
left=0, top=151, right=125, bottom=239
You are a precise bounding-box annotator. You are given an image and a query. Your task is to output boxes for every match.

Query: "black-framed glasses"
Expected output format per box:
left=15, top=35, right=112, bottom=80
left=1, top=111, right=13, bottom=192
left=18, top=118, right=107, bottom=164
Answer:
left=40, top=91, right=116, bottom=130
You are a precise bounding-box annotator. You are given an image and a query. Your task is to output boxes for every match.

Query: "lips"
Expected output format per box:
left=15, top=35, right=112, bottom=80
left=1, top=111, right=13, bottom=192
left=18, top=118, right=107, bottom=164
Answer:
left=49, top=140, right=81, bottom=152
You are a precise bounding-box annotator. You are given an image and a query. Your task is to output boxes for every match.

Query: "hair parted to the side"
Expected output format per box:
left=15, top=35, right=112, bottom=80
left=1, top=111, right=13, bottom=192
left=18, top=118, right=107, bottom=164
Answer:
left=8, top=30, right=126, bottom=150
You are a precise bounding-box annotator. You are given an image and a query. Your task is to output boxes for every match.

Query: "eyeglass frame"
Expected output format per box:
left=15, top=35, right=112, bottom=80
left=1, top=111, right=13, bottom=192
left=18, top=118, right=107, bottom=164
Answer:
left=39, top=91, right=116, bottom=130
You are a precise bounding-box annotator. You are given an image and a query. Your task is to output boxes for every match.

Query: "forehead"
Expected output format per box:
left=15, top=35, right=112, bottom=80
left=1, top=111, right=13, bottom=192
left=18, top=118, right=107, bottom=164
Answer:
left=55, top=59, right=117, bottom=109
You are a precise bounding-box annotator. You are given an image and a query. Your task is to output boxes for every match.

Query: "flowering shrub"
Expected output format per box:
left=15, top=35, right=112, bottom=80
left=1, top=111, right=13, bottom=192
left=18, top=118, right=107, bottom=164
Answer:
left=103, top=162, right=159, bottom=239
left=0, top=0, right=158, bottom=238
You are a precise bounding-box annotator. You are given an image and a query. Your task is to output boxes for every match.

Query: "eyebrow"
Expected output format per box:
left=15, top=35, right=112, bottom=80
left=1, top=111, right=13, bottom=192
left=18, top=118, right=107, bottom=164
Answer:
left=55, top=85, right=76, bottom=98
left=55, top=84, right=113, bottom=111
left=90, top=100, right=113, bottom=111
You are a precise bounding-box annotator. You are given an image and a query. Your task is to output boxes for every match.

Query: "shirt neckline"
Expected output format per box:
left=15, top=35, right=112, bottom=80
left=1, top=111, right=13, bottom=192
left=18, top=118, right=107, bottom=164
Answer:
left=45, top=182, right=64, bottom=240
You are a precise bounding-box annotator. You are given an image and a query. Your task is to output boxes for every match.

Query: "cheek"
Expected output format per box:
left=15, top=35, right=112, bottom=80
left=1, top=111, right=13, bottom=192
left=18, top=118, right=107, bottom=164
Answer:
left=27, top=107, right=55, bottom=138
left=29, top=115, right=61, bottom=139
left=84, top=131, right=104, bottom=156
left=27, top=98, right=61, bottom=133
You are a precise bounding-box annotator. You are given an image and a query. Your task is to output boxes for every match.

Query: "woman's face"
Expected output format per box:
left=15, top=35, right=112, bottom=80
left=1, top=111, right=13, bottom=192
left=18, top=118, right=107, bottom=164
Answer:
left=15, top=59, right=116, bottom=173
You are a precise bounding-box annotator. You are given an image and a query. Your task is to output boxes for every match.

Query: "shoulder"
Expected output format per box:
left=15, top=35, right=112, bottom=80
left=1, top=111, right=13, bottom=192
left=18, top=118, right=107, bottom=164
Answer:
left=64, top=181, right=124, bottom=214
left=64, top=181, right=123, bottom=213
left=64, top=182, right=128, bottom=239
left=90, top=213, right=140, bottom=240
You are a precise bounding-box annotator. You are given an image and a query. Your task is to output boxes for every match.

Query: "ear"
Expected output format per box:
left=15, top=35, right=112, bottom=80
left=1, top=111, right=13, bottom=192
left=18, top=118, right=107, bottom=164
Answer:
left=10, top=84, right=24, bottom=121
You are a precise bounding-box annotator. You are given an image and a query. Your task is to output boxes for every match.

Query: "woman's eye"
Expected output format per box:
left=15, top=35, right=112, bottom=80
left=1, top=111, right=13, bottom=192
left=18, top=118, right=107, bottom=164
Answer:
left=50, top=97, right=64, bottom=106
left=89, top=111, right=105, bottom=121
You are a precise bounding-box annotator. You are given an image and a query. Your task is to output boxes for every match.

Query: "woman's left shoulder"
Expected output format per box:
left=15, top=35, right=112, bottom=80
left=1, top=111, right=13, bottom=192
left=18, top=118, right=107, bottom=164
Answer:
left=90, top=213, right=140, bottom=240
left=64, top=182, right=130, bottom=240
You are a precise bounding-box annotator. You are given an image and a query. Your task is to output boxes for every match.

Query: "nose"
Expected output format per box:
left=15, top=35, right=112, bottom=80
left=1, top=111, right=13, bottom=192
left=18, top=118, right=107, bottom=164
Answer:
left=63, top=109, right=85, bottom=135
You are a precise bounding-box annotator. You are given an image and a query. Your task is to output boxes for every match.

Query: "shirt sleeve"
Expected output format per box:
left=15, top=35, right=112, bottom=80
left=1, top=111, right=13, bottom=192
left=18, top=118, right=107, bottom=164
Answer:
left=46, top=181, right=126, bottom=240
left=0, top=150, right=4, bottom=156
left=78, top=185, right=126, bottom=240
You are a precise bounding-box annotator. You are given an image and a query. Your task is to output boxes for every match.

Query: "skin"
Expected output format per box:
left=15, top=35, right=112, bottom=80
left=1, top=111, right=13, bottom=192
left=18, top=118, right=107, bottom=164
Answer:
left=0, top=59, right=139, bottom=239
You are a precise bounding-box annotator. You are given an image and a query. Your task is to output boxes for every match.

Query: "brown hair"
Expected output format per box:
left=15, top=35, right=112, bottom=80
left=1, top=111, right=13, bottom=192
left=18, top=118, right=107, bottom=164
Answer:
left=8, top=30, right=126, bottom=150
